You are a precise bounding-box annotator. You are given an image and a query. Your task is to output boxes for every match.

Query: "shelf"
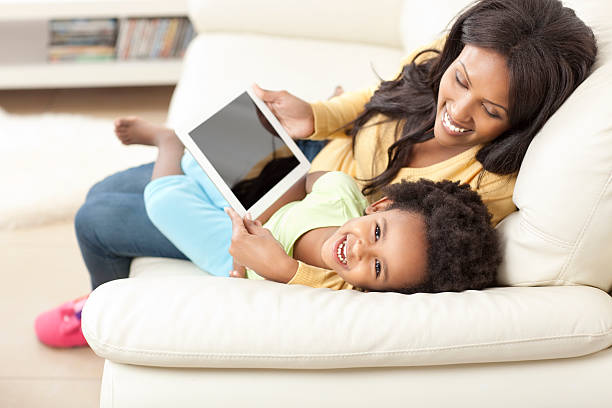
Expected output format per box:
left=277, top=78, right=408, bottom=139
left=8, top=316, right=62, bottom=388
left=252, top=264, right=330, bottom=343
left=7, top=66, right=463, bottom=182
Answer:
left=0, top=59, right=184, bottom=89
left=0, top=0, right=192, bottom=89
left=0, top=0, right=189, bottom=20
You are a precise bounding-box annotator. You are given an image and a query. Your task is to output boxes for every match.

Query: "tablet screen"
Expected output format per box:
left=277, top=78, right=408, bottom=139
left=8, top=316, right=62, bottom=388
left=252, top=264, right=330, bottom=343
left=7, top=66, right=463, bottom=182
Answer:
left=188, top=92, right=300, bottom=209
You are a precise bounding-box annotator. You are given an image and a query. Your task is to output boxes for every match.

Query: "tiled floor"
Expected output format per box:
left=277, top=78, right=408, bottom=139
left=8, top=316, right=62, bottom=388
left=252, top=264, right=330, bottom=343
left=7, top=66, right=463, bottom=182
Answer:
left=0, top=86, right=174, bottom=408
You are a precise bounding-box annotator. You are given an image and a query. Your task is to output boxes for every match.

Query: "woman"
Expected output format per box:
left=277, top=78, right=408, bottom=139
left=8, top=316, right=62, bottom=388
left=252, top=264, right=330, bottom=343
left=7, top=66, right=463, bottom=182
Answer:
left=256, top=0, right=597, bottom=226
left=35, top=0, right=596, bottom=348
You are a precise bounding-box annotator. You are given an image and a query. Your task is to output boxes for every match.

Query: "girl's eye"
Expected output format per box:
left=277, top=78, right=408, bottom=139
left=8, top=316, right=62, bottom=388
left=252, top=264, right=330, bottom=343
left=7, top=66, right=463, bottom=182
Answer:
left=375, top=224, right=381, bottom=241
left=375, top=260, right=381, bottom=278
left=455, top=71, right=467, bottom=88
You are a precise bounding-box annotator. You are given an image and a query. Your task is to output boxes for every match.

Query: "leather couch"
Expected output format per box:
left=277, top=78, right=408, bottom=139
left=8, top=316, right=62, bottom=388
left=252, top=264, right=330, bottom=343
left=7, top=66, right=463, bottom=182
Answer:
left=82, top=0, right=612, bottom=406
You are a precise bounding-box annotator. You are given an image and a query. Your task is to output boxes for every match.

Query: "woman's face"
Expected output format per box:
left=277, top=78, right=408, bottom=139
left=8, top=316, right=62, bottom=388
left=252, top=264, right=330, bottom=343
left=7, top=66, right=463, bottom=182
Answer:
left=434, top=44, right=511, bottom=148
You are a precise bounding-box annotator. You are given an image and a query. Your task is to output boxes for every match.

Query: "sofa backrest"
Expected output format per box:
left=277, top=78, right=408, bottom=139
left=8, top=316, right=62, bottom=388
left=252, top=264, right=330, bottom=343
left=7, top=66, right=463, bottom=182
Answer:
left=187, top=0, right=404, bottom=49
left=497, top=0, right=612, bottom=292
left=399, top=0, right=612, bottom=292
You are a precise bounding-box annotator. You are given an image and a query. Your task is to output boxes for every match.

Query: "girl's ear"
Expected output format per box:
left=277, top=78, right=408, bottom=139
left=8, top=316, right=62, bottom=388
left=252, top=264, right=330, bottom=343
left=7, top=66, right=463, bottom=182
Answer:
left=364, top=196, right=393, bottom=215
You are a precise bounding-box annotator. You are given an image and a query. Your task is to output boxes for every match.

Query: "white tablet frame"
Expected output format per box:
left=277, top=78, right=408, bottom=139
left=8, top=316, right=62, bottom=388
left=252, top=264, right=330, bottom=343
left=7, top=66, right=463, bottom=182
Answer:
left=174, top=88, right=311, bottom=219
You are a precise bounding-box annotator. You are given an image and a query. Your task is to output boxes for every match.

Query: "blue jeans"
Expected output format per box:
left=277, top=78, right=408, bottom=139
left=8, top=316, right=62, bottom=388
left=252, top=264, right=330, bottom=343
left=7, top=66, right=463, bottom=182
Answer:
left=75, top=163, right=188, bottom=289
left=75, top=139, right=328, bottom=290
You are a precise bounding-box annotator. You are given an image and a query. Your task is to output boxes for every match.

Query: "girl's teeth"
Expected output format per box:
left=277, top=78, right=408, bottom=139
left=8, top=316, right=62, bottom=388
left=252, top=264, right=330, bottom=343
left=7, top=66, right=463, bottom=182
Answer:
left=337, top=239, right=347, bottom=264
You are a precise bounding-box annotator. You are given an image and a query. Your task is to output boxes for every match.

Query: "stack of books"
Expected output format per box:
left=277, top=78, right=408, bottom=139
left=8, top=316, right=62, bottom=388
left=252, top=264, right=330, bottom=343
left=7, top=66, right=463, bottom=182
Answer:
left=48, top=19, right=118, bottom=62
left=47, top=17, right=196, bottom=63
left=115, top=17, right=195, bottom=60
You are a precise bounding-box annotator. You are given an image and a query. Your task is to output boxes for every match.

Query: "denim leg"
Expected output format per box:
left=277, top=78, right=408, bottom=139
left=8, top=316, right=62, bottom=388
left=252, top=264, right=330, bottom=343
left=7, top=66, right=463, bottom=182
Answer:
left=295, top=139, right=329, bottom=162
left=75, top=163, right=188, bottom=290
left=86, top=162, right=155, bottom=199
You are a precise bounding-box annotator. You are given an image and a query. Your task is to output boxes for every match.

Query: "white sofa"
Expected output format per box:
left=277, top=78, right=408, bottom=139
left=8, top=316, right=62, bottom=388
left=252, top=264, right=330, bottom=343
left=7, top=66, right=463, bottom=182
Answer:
left=82, top=0, right=612, bottom=406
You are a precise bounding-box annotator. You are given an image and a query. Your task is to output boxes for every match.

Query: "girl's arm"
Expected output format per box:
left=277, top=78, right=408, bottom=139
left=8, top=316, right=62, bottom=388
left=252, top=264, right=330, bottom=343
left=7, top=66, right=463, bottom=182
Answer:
left=255, top=171, right=327, bottom=224
left=226, top=208, right=298, bottom=283
left=230, top=171, right=328, bottom=280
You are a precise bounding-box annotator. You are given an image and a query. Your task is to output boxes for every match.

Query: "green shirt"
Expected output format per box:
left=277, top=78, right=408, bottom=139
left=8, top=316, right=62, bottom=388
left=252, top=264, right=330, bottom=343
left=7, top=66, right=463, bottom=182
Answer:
left=247, top=171, right=368, bottom=279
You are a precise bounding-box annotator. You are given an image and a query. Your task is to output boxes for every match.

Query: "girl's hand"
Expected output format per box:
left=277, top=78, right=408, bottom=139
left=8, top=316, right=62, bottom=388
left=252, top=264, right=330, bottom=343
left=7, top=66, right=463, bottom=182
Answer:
left=252, top=84, right=315, bottom=139
left=230, top=260, right=246, bottom=278
left=225, top=208, right=298, bottom=283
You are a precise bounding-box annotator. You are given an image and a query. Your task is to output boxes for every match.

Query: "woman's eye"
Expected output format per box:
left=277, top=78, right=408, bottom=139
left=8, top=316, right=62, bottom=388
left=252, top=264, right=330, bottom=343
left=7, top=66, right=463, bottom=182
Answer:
left=375, top=260, right=381, bottom=278
left=483, top=105, right=501, bottom=119
left=375, top=224, right=381, bottom=241
left=455, top=71, right=467, bottom=88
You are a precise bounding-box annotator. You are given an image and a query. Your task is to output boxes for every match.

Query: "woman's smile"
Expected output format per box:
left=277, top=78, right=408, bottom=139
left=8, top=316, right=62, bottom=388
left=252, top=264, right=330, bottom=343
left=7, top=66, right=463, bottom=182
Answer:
left=441, top=106, right=473, bottom=136
left=433, top=45, right=511, bottom=148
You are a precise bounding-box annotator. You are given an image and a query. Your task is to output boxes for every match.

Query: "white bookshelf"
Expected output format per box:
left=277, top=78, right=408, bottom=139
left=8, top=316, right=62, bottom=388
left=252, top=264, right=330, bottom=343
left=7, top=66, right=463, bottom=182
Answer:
left=0, top=0, right=190, bottom=89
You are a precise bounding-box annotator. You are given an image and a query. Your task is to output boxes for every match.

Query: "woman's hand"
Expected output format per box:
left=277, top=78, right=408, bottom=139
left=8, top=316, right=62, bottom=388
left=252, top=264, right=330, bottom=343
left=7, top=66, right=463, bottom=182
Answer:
left=225, top=208, right=298, bottom=283
left=252, top=84, right=315, bottom=139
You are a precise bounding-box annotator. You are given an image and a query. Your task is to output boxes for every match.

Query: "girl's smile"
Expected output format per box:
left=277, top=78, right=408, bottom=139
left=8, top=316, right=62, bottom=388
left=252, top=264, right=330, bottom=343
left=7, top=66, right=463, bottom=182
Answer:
left=320, top=205, right=428, bottom=292
left=333, top=235, right=349, bottom=268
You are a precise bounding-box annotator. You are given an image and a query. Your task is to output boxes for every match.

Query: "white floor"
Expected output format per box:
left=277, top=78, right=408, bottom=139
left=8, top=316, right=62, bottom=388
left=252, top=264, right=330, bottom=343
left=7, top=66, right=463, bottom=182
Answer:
left=0, top=86, right=174, bottom=408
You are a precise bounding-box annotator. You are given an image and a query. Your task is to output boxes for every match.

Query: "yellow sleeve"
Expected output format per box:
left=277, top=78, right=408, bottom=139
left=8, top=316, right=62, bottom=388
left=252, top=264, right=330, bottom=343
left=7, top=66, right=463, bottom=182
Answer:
left=308, top=36, right=447, bottom=141
left=309, top=86, right=377, bottom=140
left=474, top=172, right=518, bottom=227
left=288, top=261, right=360, bottom=291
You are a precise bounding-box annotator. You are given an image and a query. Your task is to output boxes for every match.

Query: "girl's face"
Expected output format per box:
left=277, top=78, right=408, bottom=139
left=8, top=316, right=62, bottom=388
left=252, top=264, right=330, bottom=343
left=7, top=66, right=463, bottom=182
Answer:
left=434, top=44, right=511, bottom=148
left=319, top=199, right=427, bottom=292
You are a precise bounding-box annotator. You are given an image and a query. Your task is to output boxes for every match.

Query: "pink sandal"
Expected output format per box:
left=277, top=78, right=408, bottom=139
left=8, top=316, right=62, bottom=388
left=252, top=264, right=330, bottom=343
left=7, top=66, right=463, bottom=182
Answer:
left=35, top=295, right=89, bottom=348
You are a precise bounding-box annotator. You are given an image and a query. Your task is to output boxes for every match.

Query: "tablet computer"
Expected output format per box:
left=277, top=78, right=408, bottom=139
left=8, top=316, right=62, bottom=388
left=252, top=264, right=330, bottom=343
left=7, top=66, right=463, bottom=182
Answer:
left=175, top=88, right=311, bottom=219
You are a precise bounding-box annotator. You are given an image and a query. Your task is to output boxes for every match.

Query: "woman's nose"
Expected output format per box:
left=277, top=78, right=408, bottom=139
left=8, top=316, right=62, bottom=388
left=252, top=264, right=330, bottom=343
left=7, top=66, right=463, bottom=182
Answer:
left=450, top=94, right=473, bottom=124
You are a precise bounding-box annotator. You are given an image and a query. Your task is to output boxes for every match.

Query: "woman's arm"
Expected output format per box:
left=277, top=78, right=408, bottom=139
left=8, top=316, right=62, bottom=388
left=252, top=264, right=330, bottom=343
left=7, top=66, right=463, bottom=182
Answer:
left=253, top=83, right=375, bottom=141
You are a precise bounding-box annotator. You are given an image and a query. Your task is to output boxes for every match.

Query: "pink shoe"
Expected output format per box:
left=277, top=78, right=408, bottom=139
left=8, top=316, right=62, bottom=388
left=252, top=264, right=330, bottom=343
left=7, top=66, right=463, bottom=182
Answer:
left=35, top=295, right=89, bottom=348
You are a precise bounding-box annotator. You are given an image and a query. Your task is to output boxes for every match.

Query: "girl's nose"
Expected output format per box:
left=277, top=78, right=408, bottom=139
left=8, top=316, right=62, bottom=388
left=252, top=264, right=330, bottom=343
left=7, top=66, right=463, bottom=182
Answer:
left=352, top=239, right=370, bottom=260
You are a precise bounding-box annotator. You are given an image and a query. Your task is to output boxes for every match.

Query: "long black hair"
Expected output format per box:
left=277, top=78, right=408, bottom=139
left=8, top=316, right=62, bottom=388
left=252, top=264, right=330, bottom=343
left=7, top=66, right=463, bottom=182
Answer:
left=348, top=0, right=597, bottom=196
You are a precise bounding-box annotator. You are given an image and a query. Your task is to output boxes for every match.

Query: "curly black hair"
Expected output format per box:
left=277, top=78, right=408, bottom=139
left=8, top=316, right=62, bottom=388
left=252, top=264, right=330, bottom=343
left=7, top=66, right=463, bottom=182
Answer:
left=382, top=179, right=501, bottom=294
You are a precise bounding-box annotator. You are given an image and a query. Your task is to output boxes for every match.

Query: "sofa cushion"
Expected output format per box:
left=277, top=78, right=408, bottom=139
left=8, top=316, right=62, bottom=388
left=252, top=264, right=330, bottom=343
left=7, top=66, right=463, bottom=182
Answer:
left=83, top=274, right=612, bottom=369
left=496, top=0, right=612, bottom=291
left=187, top=0, right=404, bottom=49
left=167, top=33, right=403, bottom=131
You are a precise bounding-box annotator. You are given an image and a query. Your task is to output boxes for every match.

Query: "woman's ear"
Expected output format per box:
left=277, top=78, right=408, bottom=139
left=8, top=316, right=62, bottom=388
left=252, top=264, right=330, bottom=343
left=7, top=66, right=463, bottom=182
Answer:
left=364, top=196, right=393, bottom=215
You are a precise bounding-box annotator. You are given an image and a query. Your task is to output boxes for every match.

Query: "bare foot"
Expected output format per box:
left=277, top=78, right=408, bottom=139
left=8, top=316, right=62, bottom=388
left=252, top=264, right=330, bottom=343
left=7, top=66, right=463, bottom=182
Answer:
left=114, top=116, right=176, bottom=146
left=329, top=85, right=344, bottom=99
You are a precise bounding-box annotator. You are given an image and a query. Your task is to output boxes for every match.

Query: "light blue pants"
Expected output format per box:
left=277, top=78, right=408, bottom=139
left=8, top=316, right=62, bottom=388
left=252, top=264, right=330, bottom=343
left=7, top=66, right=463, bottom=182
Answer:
left=75, top=139, right=327, bottom=288
left=144, top=154, right=233, bottom=276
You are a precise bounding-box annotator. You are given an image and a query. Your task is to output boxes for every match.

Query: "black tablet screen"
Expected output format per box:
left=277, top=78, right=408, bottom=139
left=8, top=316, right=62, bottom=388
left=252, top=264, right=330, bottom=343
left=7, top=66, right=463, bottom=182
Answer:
left=188, top=92, right=299, bottom=209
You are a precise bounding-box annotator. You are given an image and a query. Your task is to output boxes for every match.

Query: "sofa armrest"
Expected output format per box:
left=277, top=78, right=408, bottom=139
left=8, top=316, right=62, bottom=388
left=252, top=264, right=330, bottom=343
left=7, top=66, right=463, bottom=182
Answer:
left=187, top=0, right=403, bottom=48
left=82, top=276, right=612, bottom=369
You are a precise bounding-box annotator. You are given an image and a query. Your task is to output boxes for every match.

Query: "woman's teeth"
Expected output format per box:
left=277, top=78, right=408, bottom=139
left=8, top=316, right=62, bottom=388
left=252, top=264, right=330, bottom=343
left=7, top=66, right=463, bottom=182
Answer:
left=337, top=238, right=347, bottom=265
left=443, top=111, right=471, bottom=133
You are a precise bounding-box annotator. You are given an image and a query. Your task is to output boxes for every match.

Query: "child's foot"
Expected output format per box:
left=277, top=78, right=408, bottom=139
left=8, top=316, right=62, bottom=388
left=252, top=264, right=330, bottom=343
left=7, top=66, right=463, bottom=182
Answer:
left=329, top=85, right=344, bottom=99
left=35, top=294, right=89, bottom=348
left=114, top=116, right=176, bottom=147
